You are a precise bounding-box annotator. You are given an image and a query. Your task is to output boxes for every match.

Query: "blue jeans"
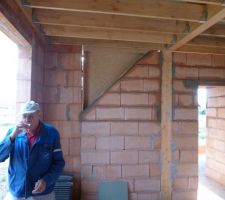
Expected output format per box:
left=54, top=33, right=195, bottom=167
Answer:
left=4, top=192, right=55, bottom=200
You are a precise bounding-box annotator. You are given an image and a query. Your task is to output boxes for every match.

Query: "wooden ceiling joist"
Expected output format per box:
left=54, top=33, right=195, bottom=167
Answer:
left=177, top=45, right=225, bottom=54
left=189, top=35, right=225, bottom=47
left=42, top=24, right=180, bottom=44
left=168, top=7, right=225, bottom=51
left=32, top=9, right=197, bottom=34
left=23, top=0, right=220, bottom=22
left=47, top=36, right=164, bottom=52
left=170, top=0, right=225, bottom=6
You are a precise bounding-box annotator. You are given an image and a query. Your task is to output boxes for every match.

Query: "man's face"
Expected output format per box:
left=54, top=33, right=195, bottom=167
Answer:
left=22, top=111, right=40, bottom=131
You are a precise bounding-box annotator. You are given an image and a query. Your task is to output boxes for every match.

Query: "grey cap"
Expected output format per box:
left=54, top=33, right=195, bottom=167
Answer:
left=20, top=100, right=40, bottom=114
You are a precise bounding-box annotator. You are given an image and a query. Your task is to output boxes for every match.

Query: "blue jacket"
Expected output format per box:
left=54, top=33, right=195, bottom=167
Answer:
left=0, top=122, right=65, bottom=198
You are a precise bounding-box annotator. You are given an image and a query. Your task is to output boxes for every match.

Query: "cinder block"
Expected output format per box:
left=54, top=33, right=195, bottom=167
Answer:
left=43, top=103, right=67, bottom=120
left=60, top=86, right=81, bottom=104
left=96, top=107, right=125, bottom=120
left=81, top=121, right=110, bottom=136
left=173, top=52, right=187, bottom=65
left=178, top=94, right=193, bottom=106
left=134, top=179, right=160, bottom=192
left=187, top=53, right=212, bottom=67
left=139, top=151, right=160, bottom=163
left=174, top=66, right=198, bottom=79
left=199, top=68, right=225, bottom=79
left=173, top=80, right=194, bottom=93
left=139, top=122, right=160, bottom=136
left=43, top=86, right=58, bottom=103
left=174, top=136, right=198, bottom=150
left=121, top=79, right=144, bottom=92
left=149, top=163, right=161, bottom=177
left=61, top=138, right=69, bottom=155
left=125, top=136, right=152, bottom=149
left=58, top=120, right=80, bottom=138
left=143, top=80, right=160, bottom=92
left=188, top=177, right=198, bottom=190
left=96, top=136, right=124, bottom=150
left=125, top=108, right=152, bottom=120
left=81, top=165, right=93, bottom=178
left=44, top=52, right=58, bottom=68
left=173, top=108, right=198, bottom=120
left=111, top=150, right=138, bottom=164
left=212, top=55, right=225, bottom=67
left=68, top=104, right=82, bottom=120
left=206, top=108, right=217, bottom=117
left=80, top=194, right=97, bottom=200
left=218, top=108, right=225, bottom=118
left=180, top=150, right=198, bottom=162
left=58, top=53, right=81, bottom=69
left=126, top=65, right=149, bottom=78
left=137, top=52, right=160, bottom=65
left=97, top=93, right=121, bottom=106
left=81, top=151, right=109, bottom=164
left=82, top=108, right=96, bottom=120
left=137, top=192, right=160, bottom=200
left=111, top=122, right=138, bottom=135
left=149, top=66, right=160, bottom=78
left=122, top=164, right=149, bottom=178
left=81, top=136, right=96, bottom=150
left=109, top=82, right=121, bottom=92
left=67, top=70, right=82, bottom=87
left=172, top=121, right=198, bottom=135
left=149, top=93, right=160, bottom=106
left=172, top=191, right=197, bottom=200
left=69, top=138, right=81, bottom=156
left=93, top=165, right=122, bottom=179
left=44, top=70, right=67, bottom=86
left=173, top=178, right=188, bottom=189
left=121, top=93, right=148, bottom=106
left=176, top=163, right=198, bottom=176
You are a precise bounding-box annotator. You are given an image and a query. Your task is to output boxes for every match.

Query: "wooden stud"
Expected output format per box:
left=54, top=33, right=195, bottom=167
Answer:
left=161, top=50, right=173, bottom=200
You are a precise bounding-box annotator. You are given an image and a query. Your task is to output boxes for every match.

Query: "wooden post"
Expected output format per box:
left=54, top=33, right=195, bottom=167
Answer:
left=161, top=50, right=172, bottom=200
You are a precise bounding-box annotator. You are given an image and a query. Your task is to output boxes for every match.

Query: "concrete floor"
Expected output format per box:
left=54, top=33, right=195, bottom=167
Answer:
left=198, top=154, right=225, bottom=200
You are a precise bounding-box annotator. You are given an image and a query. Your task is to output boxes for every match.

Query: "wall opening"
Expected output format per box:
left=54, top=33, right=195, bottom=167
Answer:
left=0, top=12, right=32, bottom=199
left=198, top=86, right=225, bottom=200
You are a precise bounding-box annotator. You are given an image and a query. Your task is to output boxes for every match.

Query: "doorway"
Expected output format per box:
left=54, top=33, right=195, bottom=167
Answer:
left=198, top=86, right=225, bottom=199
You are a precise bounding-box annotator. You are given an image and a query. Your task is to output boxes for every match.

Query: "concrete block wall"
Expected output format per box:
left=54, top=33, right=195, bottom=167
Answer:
left=172, top=53, right=225, bottom=200
left=81, top=52, right=161, bottom=200
left=206, top=86, right=225, bottom=185
left=43, top=45, right=82, bottom=198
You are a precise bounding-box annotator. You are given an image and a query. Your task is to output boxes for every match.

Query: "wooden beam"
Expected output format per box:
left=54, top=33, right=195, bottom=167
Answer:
left=46, top=36, right=164, bottom=51
left=169, top=0, right=225, bottom=6
left=33, top=9, right=198, bottom=34
left=203, top=23, right=225, bottom=37
left=177, top=44, right=225, bottom=54
left=168, top=7, right=225, bottom=51
left=188, top=35, right=225, bottom=47
left=22, top=0, right=219, bottom=22
left=42, top=24, right=179, bottom=44
left=161, top=50, right=172, bottom=200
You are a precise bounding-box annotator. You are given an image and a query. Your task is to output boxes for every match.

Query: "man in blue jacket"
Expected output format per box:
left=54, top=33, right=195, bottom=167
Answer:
left=0, top=100, right=65, bottom=200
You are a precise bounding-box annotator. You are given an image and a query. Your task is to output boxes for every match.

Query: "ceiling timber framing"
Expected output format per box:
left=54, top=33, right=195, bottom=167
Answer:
left=17, top=0, right=225, bottom=54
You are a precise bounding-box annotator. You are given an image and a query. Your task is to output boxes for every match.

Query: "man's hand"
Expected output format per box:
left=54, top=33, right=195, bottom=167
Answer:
left=10, top=122, right=30, bottom=141
left=32, top=179, right=47, bottom=194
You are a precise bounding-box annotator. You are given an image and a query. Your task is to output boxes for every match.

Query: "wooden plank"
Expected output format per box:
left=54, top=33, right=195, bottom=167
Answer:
left=47, top=36, right=164, bottom=51
left=177, top=44, right=225, bottom=54
left=33, top=9, right=197, bottom=34
left=188, top=35, right=225, bottom=47
left=170, top=0, right=225, bottom=5
left=169, top=7, right=225, bottom=51
left=42, top=24, right=178, bottom=44
left=203, top=23, right=225, bottom=37
left=22, top=0, right=219, bottom=22
left=161, top=50, right=172, bottom=200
